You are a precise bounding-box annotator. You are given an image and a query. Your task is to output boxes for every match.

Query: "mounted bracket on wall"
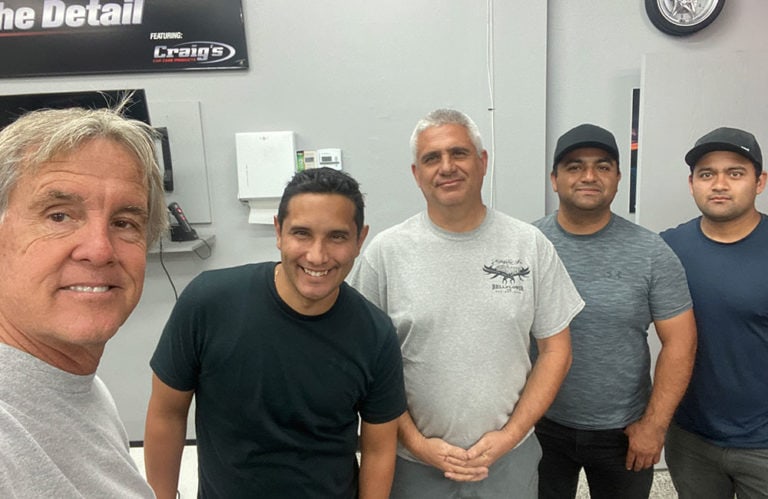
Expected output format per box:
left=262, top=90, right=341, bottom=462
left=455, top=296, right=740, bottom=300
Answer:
left=645, top=0, right=726, bottom=36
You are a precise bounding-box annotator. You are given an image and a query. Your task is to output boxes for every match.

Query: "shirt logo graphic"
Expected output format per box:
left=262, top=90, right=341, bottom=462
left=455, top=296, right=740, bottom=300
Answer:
left=483, top=259, right=529, bottom=293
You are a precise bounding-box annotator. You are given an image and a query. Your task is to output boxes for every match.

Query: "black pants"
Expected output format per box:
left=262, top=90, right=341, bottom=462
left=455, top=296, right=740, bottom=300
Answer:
left=535, top=417, right=653, bottom=499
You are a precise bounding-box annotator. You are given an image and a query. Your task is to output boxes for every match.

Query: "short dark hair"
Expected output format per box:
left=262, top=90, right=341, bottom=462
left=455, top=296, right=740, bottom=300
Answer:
left=277, top=167, right=365, bottom=237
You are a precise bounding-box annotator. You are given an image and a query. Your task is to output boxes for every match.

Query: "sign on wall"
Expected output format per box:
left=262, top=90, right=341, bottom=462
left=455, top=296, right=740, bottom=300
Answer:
left=0, top=0, right=248, bottom=77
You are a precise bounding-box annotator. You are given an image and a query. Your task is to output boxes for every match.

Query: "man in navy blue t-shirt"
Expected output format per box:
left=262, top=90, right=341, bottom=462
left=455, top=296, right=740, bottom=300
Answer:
left=661, top=127, right=768, bottom=499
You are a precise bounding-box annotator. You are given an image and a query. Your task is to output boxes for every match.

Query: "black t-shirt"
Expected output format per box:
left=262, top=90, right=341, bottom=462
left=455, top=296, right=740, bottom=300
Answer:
left=151, top=262, right=406, bottom=498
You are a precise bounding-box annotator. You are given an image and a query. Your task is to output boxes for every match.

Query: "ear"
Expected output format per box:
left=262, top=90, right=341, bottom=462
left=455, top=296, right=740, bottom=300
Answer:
left=273, top=215, right=282, bottom=250
left=355, top=224, right=370, bottom=255
left=688, top=174, right=694, bottom=196
left=411, top=163, right=421, bottom=187
left=757, top=171, right=767, bottom=195
left=480, top=150, right=488, bottom=175
left=550, top=171, right=558, bottom=192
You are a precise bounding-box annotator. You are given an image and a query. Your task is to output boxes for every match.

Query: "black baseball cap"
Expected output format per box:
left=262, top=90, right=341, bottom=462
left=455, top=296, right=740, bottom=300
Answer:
left=553, top=124, right=619, bottom=168
left=685, top=127, right=762, bottom=172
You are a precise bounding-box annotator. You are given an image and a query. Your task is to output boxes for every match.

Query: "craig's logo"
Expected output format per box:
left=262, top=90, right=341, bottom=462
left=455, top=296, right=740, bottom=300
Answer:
left=153, top=41, right=235, bottom=64
left=483, top=259, right=529, bottom=294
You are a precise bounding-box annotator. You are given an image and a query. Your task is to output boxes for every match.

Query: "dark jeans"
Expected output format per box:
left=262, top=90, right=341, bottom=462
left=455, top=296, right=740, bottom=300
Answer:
left=535, top=417, right=653, bottom=499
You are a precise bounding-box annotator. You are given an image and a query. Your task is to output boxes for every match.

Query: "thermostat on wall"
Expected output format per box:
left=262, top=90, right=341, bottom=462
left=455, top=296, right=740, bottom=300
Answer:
left=317, top=148, right=342, bottom=170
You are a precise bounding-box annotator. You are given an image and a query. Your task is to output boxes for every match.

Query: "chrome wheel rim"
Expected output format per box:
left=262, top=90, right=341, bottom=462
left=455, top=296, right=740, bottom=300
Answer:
left=655, top=0, right=720, bottom=27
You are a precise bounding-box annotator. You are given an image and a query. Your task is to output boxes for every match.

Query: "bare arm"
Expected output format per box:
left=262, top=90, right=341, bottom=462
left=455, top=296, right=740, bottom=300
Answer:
left=624, top=309, right=696, bottom=471
left=462, top=328, right=572, bottom=472
left=358, top=418, right=399, bottom=499
left=144, top=373, right=194, bottom=499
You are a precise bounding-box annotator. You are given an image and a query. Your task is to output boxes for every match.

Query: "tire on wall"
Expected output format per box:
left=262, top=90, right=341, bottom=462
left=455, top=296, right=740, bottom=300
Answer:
left=645, top=0, right=726, bottom=36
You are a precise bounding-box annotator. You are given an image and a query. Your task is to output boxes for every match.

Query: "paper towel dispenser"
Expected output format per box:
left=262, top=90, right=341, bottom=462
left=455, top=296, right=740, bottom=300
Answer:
left=236, top=131, right=296, bottom=224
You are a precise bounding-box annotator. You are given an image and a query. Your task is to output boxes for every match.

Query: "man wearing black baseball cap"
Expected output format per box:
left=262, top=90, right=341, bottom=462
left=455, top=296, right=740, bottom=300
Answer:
left=534, top=124, right=696, bottom=499
left=661, top=126, right=768, bottom=499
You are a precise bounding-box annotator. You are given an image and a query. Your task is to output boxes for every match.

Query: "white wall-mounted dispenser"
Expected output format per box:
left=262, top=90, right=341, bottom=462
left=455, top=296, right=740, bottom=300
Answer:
left=236, top=131, right=296, bottom=224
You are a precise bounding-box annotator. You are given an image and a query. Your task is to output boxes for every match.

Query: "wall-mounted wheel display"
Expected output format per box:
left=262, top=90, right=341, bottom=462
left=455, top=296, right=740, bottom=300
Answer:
left=645, top=0, right=726, bottom=36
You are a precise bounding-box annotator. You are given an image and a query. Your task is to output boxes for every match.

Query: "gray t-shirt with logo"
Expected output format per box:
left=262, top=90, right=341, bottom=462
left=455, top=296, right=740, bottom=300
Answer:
left=350, top=210, right=584, bottom=462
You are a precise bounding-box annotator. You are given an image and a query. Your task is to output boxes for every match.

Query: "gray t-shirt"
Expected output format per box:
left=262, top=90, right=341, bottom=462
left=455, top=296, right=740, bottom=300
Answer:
left=533, top=213, right=692, bottom=429
left=349, top=210, right=583, bottom=461
left=0, top=344, right=155, bottom=498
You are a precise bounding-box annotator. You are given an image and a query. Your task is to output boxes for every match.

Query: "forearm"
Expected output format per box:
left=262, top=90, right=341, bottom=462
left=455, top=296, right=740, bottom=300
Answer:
left=642, top=311, right=697, bottom=429
left=643, top=337, right=696, bottom=429
left=624, top=312, right=697, bottom=470
left=144, top=375, right=193, bottom=499
left=359, top=419, right=398, bottom=499
left=359, top=450, right=396, bottom=499
left=144, top=412, right=187, bottom=499
left=396, top=411, right=425, bottom=457
left=502, top=332, right=572, bottom=445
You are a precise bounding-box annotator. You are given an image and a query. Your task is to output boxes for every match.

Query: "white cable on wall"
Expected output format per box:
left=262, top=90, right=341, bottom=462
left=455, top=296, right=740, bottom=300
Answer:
left=486, top=0, right=497, bottom=208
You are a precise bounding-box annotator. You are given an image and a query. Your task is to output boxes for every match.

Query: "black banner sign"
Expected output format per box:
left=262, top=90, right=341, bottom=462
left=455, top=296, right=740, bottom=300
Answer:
left=0, top=0, right=248, bottom=77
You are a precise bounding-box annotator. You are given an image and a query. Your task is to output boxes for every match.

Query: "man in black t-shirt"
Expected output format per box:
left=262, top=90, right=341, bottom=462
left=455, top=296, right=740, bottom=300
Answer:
left=144, top=168, right=406, bottom=499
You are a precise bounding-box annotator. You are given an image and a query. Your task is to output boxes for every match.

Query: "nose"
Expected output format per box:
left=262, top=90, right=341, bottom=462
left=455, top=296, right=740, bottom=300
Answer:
left=438, top=153, right=456, bottom=175
left=70, top=220, right=117, bottom=266
left=712, top=172, right=729, bottom=190
left=581, top=166, right=597, bottom=181
left=305, top=238, right=329, bottom=265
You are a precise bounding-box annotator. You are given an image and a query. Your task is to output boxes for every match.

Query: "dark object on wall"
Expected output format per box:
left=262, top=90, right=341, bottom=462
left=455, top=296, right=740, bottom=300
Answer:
left=0, top=89, right=150, bottom=130
left=168, top=202, right=198, bottom=241
left=155, top=127, right=175, bottom=192
left=645, top=0, right=726, bottom=36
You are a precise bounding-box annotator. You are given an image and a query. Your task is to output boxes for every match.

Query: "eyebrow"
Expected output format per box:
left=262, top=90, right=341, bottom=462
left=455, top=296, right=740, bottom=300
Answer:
left=564, top=155, right=613, bottom=163
left=118, top=205, right=150, bottom=219
left=696, top=165, right=748, bottom=172
left=29, top=190, right=84, bottom=210
left=419, top=150, right=441, bottom=162
left=31, top=190, right=148, bottom=218
left=419, top=146, right=472, bottom=162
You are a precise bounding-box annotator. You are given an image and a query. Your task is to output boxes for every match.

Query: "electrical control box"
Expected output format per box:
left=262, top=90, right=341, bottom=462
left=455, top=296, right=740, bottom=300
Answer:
left=317, top=148, right=342, bottom=170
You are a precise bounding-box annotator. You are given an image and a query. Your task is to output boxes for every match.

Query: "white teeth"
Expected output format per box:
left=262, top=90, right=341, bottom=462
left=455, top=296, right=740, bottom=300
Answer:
left=67, top=286, right=110, bottom=293
left=303, top=268, right=329, bottom=277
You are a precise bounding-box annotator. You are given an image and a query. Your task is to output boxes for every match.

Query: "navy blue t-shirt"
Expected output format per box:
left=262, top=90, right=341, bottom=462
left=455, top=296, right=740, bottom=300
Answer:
left=661, top=215, right=768, bottom=447
left=151, top=262, right=406, bottom=498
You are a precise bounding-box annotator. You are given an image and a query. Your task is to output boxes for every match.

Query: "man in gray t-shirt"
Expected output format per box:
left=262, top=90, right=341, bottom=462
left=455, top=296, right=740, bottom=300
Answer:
left=0, top=105, right=163, bottom=497
left=350, top=109, right=583, bottom=499
left=532, top=124, right=697, bottom=499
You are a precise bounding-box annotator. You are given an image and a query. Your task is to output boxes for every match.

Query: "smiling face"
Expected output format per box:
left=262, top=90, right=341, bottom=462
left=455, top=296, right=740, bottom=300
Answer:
left=552, top=147, right=620, bottom=218
left=689, top=150, right=767, bottom=224
left=0, top=138, right=150, bottom=372
left=411, top=123, right=488, bottom=213
left=274, top=193, right=368, bottom=316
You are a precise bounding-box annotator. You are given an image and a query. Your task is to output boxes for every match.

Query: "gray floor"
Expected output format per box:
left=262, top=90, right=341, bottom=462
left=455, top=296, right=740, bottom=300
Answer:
left=576, top=469, right=677, bottom=498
